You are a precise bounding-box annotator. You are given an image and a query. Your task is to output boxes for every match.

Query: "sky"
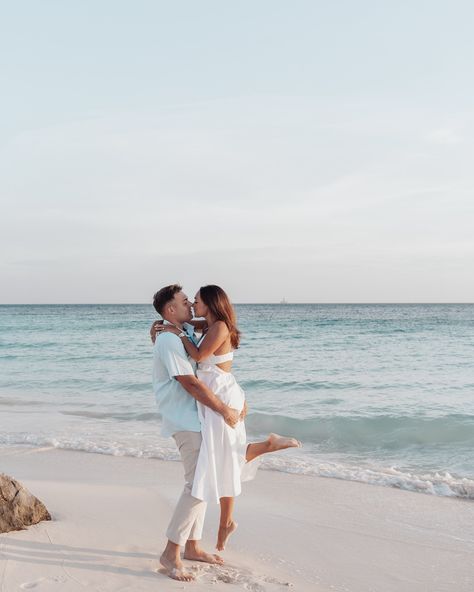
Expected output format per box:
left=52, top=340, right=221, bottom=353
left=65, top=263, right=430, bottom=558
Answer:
left=1, top=1, right=473, bottom=303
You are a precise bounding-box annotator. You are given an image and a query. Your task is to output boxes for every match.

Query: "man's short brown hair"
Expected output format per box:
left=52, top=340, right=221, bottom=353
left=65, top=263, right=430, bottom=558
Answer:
left=153, top=284, right=182, bottom=316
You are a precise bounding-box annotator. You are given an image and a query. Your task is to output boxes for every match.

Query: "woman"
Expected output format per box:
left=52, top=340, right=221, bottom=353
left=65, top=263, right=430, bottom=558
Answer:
left=155, top=285, right=301, bottom=551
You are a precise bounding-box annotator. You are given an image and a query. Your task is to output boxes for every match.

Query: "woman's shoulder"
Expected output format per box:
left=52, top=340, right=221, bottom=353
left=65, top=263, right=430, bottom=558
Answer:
left=210, top=320, right=229, bottom=335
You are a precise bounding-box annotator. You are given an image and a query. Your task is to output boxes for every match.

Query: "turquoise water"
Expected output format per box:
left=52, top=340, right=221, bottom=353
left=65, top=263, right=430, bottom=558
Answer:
left=1, top=304, right=473, bottom=498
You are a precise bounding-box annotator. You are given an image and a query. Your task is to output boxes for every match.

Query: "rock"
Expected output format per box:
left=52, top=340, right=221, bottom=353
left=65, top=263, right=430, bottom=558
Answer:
left=0, top=473, right=51, bottom=533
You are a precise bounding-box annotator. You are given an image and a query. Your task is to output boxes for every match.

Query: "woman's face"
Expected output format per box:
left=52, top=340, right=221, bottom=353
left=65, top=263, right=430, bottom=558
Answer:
left=193, top=291, right=208, bottom=318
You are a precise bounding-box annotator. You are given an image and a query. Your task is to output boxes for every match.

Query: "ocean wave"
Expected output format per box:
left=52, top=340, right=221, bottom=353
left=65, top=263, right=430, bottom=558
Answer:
left=0, top=341, right=59, bottom=349
left=0, top=434, right=177, bottom=461
left=241, top=379, right=361, bottom=391
left=1, top=434, right=473, bottom=500
left=0, top=379, right=151, bottom=394
left=260, top=456, right=474, bottom=499
left=0, top=397, right=46, bottom=407
left=43, top=408, right=474, bottom=451
left=245, top=412, right=474, bottom=448
left=61, top=410, right=160, bottom=422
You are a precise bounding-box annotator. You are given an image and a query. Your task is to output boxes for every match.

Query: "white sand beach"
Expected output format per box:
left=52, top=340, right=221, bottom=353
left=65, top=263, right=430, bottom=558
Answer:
left=1, top=446, right=473, bottom=592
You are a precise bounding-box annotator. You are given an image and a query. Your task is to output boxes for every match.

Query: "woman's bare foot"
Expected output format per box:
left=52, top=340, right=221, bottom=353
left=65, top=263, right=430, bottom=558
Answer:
left=216, top=521, right=238, bottom=551
left=268, top=433, right=301, bottom=452
left=159, top=553, right=194, bottom=582
left=183, top=543, right=224, bottom=565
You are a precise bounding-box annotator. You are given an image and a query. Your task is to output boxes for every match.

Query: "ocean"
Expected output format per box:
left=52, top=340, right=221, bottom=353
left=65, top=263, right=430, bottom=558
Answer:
left=1, top=303, right=473, bottom=499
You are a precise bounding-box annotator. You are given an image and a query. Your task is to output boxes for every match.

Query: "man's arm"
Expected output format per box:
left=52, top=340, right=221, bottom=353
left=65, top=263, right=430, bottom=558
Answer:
left=240, top=399, right=248, bottom=422
left=175, top=375, right=240, bottom=427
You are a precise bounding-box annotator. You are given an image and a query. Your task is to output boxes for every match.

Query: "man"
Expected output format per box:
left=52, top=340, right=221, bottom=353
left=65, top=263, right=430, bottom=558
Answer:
left=151, top=284, right=241, bottom=582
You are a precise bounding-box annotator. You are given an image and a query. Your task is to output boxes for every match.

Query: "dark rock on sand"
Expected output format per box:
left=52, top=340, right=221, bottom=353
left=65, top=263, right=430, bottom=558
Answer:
left=0, top=473, right=51, bottom=533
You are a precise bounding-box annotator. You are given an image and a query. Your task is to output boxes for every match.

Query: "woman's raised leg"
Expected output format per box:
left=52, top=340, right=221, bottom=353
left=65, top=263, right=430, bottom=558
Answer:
left=246, top=433, right=301, bottom=462
left=217, top=496, right=238, bottom=551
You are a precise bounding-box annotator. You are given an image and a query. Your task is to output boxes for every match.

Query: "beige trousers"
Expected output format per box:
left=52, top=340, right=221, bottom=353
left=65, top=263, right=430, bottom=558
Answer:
left=166, top=431, right=207, bottom=546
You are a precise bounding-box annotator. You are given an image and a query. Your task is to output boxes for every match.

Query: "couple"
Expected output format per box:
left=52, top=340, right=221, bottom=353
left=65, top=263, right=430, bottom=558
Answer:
left=151, top=284, right=300, bottom=582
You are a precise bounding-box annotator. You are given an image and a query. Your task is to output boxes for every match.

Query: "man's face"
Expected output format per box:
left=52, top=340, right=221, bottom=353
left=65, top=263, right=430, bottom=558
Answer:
left=169, top=291, right=193, bottom=323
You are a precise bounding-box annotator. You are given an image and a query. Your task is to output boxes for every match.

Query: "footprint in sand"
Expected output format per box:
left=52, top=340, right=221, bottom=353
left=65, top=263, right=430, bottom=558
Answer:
left=190, top=563, right=292, bottom=591
left=20, top=576, right=68, bottom=589
left=20, top=579, right=46, bottom=590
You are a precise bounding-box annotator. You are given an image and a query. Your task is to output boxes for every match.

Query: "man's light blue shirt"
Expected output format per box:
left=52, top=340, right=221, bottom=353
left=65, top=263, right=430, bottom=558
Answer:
left=152, top=322, right=201, bottom=438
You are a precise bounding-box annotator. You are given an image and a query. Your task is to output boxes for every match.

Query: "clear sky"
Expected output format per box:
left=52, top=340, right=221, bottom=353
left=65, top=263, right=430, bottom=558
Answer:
left=1, top=1, right=473, bottom=303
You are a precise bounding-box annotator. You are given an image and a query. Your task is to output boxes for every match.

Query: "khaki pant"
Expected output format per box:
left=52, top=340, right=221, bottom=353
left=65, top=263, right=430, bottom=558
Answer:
left=166, top=431, right=207, bottom=546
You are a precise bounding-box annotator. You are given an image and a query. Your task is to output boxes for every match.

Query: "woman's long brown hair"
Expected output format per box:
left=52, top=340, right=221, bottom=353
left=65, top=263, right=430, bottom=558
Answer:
left=199, top=285, right=241, bottom=349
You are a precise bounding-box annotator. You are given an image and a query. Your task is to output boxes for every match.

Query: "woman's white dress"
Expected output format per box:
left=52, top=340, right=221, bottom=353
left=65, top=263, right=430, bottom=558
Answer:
left=191, top=349, right=258, bottom=504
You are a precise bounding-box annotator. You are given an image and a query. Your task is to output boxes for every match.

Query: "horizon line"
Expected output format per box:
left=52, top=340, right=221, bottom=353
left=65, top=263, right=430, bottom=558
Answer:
left=1, top=302, right=473, bottom=306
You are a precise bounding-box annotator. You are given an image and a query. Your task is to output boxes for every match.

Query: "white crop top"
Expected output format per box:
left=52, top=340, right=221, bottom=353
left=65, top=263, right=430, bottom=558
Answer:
left=203, top=351, right=234, bottom=365
left=197, top=333, right=234, bottom=365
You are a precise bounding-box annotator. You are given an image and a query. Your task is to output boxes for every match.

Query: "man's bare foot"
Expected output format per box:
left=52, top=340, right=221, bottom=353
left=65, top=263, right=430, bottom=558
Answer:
left=216, top=521, right=238, bottom=551
left=183, top=547, right=224, bottom=565
left=268, top=433, right=301, bottom=452
left=159, top=553, right=195, bottom=582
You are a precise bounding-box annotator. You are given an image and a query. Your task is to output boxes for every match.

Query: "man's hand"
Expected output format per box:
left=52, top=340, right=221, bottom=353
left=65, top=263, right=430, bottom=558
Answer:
left=150, top=320, right=164, bottom=344
left=239, top=400, right=248, bottom=422
left=175, top=375, right=240, bottom=429
left=222, top=406, right=241, bottom=428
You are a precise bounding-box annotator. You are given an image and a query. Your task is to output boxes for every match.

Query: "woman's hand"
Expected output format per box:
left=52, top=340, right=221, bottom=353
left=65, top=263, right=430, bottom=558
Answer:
left=150, top=321, right=182, bottom=343
left=150, top=320, right=163, bottom=344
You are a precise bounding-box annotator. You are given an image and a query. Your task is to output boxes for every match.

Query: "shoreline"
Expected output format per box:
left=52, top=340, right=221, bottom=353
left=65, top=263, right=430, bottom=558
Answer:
left=1, top=446, right=473, bottom=591
left=2, top=436, right=473, bottom=501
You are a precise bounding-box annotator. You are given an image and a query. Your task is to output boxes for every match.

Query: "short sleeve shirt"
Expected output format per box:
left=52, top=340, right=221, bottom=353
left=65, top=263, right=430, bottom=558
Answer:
left=152, top=322, right=201, bottom=437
